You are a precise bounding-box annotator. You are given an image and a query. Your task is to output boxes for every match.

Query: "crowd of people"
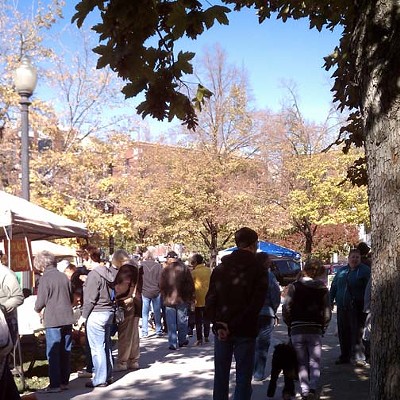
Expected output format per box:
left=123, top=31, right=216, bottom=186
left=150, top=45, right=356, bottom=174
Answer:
left=0, top=232, right=372, bottom=399
left=26, top=244, right=213, bottom=392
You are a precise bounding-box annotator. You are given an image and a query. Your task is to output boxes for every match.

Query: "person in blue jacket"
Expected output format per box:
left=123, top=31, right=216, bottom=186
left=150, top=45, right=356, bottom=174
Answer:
left=253, top=252, right=281, bottom=381
left=329, top=248, right=370, bottom=365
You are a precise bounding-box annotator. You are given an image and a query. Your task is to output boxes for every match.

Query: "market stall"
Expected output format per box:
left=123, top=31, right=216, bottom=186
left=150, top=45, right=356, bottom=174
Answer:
left=0, top=190, right=88, bottom=386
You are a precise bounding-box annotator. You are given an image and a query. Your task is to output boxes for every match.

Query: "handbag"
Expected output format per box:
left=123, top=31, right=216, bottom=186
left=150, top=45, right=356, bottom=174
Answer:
left=113, top=305, right=125, bottom=325
left=112, top=276, right=139, bottom=324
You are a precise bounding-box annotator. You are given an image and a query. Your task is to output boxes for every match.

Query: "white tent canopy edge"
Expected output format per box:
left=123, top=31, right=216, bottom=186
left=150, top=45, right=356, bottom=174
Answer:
left=0, top=190, right=88, bottom=241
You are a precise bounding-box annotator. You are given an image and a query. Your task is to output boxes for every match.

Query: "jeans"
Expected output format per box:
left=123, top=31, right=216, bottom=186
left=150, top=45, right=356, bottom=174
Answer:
left=45, top=325, right=72, bottom=388
left=165, top=304, right=188, bottom=347
left=291, top=333, right=322, bottom=396
left=195, top=306, right=210, bottom=341
left=86, top=310, right=114, bottom=386
left=213, top=335, right=256, bottom=400
left=142, top=294, right=162, bottom=336
left=253, top=315, right=274, bottom=380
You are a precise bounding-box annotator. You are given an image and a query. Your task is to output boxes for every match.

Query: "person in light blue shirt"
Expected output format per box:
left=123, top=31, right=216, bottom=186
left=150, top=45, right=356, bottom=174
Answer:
left=253, top=252, right=281, bottom=381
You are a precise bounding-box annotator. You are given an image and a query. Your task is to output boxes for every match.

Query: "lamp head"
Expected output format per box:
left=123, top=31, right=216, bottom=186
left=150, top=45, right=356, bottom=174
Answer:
left=14, top=56, right=37, bottom=96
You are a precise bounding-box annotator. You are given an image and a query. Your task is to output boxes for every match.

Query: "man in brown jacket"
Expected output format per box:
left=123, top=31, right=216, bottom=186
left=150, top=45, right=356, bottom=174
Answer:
left=160, top=253, right=195, bottom=350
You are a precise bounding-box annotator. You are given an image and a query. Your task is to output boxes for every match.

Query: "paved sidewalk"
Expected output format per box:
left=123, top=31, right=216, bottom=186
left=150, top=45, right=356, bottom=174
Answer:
left=31, top=310, right=370, bottom=400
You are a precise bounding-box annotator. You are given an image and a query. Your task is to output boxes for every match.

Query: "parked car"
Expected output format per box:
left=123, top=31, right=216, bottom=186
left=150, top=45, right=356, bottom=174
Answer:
left=324, top=263, right=346, bottom=275
left=270, top=257, right=302, bottom=286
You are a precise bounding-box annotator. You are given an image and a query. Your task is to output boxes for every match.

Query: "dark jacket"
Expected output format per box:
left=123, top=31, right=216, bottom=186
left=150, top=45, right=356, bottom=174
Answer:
left=81, top=264, right=117, bottom=319
left=160, top=262, right=195, bottom=306
left=205, top=249, right=268, bottom=338
left=114, top=263, right=143, bottom=317
left=283, top=278, right=331, bottom=335
left=141, top=260, right=163, bottom=298
left=34, top=266, right=74, bottom=328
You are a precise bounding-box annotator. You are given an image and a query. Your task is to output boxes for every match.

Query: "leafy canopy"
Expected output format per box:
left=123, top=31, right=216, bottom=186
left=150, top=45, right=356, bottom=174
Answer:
left=72, top=0, right=369, bottom=181
left=72, top=0, right=230, bottom=129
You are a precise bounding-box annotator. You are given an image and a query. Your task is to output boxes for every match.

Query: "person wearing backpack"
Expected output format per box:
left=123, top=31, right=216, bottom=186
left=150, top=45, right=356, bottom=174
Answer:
left=283, top=258, right=332, bottom=400
left=0, top=252, right=24, bottom=400
left=112, top=249, right=143, bottom=372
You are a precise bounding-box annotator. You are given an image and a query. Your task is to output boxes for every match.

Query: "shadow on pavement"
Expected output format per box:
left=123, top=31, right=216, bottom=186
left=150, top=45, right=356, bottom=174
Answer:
left=29, top=309, right=370, bottom=400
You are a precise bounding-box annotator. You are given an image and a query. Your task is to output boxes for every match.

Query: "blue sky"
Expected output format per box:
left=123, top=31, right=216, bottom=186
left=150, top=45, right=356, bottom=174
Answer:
left=37, top=2, right=343, bottom=133
left=177, top=7, right=342, bottom=122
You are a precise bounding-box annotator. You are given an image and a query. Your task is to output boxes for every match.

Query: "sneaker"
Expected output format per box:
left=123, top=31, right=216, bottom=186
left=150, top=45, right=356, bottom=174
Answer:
left=38, top=386, right=62, bottom=393
left=78, top=370, right=93, bottom=378
left=179, top=340, right=189, bottom=347
left=85, top=381, right=108, bottom=388
left=127, top=362, right=139, bottom=370
left=355, top=359, right=367, bottom=367
left=155, top=332, right=164, bottom=337
left=168, top=345, right=176, bottom=350
left=113, top=363, right=128, bottom=372
left=195, top=340, right=203, bottom=346
left=141, top=334, right=148, bottom=339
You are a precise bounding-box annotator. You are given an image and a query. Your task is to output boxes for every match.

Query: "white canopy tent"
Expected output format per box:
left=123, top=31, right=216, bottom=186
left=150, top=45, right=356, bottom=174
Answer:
left=31, top=240, right=77, bottom=257
left=0, top=189, right=87, bottom=284
left=1, top=240, right=77, bottom=257
left=0, top=190, right=88, bottom=241
left=0, top=191, right=87, bottom=386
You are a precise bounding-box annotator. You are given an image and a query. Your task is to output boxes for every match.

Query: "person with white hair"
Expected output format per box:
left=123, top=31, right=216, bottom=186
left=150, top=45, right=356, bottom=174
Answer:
left=34, top=251, right=74, bottom=393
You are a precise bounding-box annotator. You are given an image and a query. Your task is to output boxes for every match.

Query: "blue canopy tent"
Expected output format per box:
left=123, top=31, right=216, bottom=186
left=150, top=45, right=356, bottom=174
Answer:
left=218, top=240, right=301, bottom=261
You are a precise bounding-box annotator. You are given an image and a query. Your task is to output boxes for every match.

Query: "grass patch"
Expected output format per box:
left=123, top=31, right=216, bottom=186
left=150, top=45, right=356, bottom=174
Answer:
left=13, top=333, right=86, bottom=393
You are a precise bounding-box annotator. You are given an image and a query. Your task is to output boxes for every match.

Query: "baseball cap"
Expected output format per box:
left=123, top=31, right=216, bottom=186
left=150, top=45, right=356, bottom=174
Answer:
left=166, top=251, right=178, bottom=259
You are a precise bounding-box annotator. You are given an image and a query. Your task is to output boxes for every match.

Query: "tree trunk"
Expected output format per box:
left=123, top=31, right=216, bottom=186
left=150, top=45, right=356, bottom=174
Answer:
left=357, top=1, right=400, bottom=397
left=109, top=235, right=115, bottom=256
left=200, top=218, right=219, bottom=268
left=295, top=218, right=314, bottom=255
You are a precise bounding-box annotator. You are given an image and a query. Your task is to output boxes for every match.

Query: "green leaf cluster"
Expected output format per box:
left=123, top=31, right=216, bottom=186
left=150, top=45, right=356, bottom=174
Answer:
left=73, top=0, right=230, bottom=129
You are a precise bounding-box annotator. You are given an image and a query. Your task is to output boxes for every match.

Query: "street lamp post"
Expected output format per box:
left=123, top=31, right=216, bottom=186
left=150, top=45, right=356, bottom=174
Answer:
left=13, top=56, right=37, bottom=201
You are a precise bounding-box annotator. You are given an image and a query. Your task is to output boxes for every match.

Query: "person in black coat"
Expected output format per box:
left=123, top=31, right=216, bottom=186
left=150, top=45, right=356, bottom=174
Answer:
left=282, top=258, right=332, bottom=400
left=205, top=227, right=268, bottom=400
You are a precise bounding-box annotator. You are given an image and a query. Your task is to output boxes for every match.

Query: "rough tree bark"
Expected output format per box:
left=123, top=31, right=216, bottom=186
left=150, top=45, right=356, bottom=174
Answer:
left=356, top=1, right=400, bottom=397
